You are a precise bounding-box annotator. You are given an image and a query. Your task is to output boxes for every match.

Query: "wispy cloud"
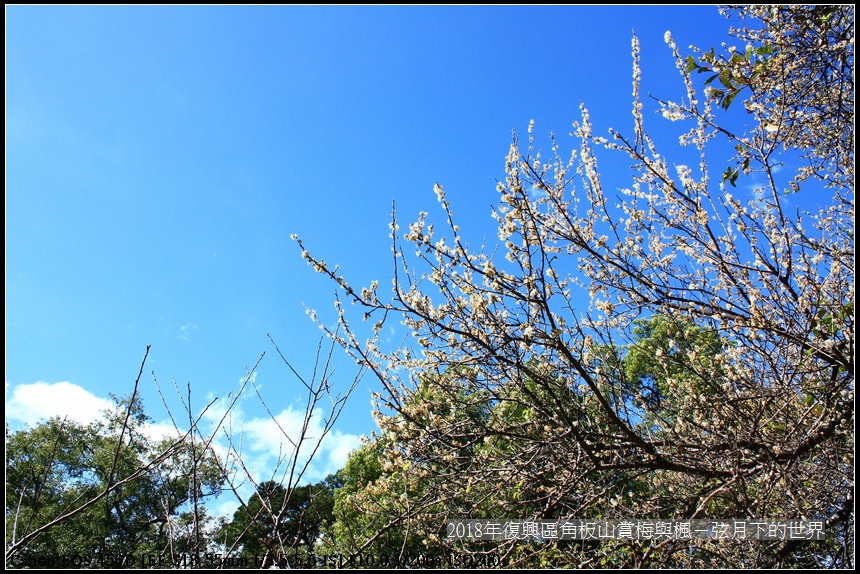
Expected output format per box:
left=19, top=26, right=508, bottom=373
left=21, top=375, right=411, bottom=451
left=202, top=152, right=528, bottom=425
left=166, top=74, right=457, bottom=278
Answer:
left=193, top=387, right=363, bottom=517
left=201, top=392, right=361, bottom=488
left=179, top=323, right=198, bottom=342
left=528, top=184, right=547, bottom=201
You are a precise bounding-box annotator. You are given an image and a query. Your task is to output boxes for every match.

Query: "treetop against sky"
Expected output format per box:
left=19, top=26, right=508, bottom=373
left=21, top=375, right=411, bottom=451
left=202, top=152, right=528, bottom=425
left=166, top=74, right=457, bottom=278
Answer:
left=6, top=6, right=853, bottom=567
left=5, top=4, right=840, bottom=494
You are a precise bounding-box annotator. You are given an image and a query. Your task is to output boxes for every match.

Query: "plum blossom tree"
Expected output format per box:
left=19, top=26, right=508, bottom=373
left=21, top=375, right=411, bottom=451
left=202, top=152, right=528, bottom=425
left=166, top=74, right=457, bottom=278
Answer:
left=684, top=5, right=853, bottom=189
left=297, top=6, right=853, bottom=568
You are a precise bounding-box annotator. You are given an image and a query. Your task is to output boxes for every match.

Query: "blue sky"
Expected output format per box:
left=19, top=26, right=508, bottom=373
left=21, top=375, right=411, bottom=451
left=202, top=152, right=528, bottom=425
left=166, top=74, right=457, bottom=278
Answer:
left=6, top=6, right=738, bottom=506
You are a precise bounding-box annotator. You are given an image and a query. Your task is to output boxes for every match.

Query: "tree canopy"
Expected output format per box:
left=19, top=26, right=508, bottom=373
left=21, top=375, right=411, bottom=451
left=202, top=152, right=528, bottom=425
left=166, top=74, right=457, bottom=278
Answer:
left=5, top=395, right=224, bottom=568
left=218, top=475, right=340, bottom=567
left=298, top=5, right=854, bottom=568
left=5, top=6, right=853, bottom=570
left=6, top=337, right=364, bottom=569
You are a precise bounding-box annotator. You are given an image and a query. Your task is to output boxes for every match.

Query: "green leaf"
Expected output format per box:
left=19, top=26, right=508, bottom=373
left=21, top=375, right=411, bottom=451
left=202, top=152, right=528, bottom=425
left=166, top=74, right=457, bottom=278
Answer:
left=755, top=43, right=774, bottom=56
left=684, top=55, right=700, bottom=73
left=721, top=166, right=740, bottom=187
left=722, top=89, right=740, bottom=110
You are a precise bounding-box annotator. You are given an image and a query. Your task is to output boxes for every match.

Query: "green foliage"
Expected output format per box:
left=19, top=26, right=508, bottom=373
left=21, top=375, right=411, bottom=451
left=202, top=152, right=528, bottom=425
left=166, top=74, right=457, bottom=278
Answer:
left=218, top=475, right=339, bottom=564
left=5, top=395, right=224, bottom=567
left=623, top=315, right=728, bottom=413
left=685, top=42, right=777, bottom=112
left=691, top=5, right=854, bottom=188
left=298, top=5, right=853, bottom=567
left=319, top=442, right=427, bottom=560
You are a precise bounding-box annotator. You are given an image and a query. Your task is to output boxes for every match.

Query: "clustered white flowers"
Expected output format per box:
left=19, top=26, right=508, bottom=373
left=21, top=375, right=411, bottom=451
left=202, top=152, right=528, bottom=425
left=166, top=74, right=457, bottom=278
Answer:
left=292, top=8, right=853, bottom=566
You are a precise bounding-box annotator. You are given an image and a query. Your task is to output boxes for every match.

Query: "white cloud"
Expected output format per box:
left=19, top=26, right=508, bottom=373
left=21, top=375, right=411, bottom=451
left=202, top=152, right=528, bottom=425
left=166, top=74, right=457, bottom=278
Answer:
left=5, top=381, right=114, bottom=427
left=5, top=381, right=185, bottom=444
left=141, top=420, right=185, bottom=444
left=324, top=430, right=362, bottom=473
left=5, top=380, right=363, bottom=520
left=198, top=394, right=362, bottom=517
left=202, top=400, right=361, bottom=485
